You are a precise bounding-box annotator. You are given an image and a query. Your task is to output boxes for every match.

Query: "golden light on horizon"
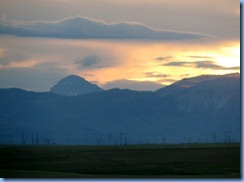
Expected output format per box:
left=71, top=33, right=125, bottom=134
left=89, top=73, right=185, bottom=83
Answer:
left=76, top=40, right=240, bottom=87
left=0, top=37, right=239, bottom=88
left=215, top=45, right=240, bottom=68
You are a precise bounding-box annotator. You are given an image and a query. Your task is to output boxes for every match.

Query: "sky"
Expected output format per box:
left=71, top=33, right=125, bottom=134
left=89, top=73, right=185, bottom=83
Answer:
left=0, top=0, right=240, bottom=91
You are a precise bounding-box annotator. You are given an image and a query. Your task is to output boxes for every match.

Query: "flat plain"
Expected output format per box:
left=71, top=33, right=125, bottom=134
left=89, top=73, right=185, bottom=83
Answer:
left=0, top=143, right=240, bottom=178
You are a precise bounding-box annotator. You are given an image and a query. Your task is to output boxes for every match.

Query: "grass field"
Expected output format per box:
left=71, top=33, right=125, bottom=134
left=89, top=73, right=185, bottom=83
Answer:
left=0, top=143, right=240, bottom=178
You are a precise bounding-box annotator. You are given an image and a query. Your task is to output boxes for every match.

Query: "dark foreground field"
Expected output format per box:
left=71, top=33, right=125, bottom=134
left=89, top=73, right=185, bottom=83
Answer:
left=0, top=143, right=240, bottom=178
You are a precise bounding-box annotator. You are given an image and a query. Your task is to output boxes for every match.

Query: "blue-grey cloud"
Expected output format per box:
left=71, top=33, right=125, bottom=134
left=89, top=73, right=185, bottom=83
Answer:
left=164, top=61, right=188, bottom=67
left=0, top=16, right=210, bottom=40
left=155, top=56, right=172, bottom=61
left=186, top=55, right=213, bottom=59
left=164, top=61, right=240, bottom=70
left=76, top=55, right=101, bottom=68
left=75, top=55, right=116, bottom=69
left=145, top=72, right=170, bottom=78
left=194, top=61, right=225, bottom=69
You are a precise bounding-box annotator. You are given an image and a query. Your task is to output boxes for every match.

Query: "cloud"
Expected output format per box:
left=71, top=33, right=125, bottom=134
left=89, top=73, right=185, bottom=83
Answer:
left=155, top=56, right=172, bottom=61
left=144, top=72, right=177, bottom=85
left=76, top=55, right=101, bottom=68
left=145, top=72, right=170, bottom=78
left=194, top=61, right=224, bottom=69
left=224, top=66, right=240, bottom=70
left=102, top=79, right=164, bottom=91
left=75, top=55, right=118, bottom=70
left=164, top=61, right=240, bottom=70
left=0, top=36, right=122, bottom=73
left=0, top=50, right=29, bottom=66
left=0, top=16, right=210, bottom=40
left=186, top=55, right=213, bottom=59
left=164, top=61, right=188, bottom=67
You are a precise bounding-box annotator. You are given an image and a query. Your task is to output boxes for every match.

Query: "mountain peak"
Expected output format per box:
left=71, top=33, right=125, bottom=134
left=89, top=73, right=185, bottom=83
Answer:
left=50, top=75, right=103, bottom=96
left=172, top=73, right=240, bottom=88
left=222, top=72, right=240, bottom=78
left=156, top=73, right=240, bottom=98
left=63, top=75, right=87, bottom=82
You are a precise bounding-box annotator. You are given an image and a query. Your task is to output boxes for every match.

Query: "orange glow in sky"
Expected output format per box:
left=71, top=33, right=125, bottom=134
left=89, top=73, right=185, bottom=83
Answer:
left=0, top=37, right=239, bottom=89
left=76, top=40, right=240, bottom=86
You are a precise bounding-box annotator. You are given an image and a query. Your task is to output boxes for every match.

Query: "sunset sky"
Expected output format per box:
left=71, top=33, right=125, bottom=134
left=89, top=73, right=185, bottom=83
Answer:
left=0, top=0, right=240, bottom=91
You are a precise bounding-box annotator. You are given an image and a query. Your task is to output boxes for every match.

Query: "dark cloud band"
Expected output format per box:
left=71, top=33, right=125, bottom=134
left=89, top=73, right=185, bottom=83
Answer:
left=0, top=16, right=210, bottom=40
left=164, top=60, right=240, bottom=70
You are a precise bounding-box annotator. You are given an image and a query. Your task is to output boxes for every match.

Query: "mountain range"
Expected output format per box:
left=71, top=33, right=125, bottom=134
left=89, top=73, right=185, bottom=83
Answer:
left=0, top=73, right=240, bottom=145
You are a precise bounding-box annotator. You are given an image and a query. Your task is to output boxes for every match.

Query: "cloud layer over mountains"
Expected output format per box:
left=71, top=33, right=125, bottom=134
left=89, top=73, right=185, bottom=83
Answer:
left=0, top=16, right=209, bottom=40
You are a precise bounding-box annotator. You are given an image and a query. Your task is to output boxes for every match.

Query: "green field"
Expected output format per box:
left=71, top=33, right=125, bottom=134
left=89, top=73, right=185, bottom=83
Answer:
left=0, top=143, right=240, bottom=178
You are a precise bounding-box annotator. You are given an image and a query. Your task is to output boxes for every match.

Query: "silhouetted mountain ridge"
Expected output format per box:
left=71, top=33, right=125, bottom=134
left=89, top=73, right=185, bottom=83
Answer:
left=50, top=75, right=103, bottom=96
left=0, top=73, right=240, bottom=145
left=156, top=73, right=240, bottom=112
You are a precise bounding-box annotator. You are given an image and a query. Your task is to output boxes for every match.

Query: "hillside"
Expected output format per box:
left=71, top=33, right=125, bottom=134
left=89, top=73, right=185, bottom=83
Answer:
left=0, top=73, right=240, bottom=145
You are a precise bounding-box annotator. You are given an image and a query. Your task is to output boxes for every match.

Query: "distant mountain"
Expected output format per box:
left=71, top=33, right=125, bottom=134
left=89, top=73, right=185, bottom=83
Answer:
left=0, top=73, right=240, bottom=145
left=155, top=73, right=240, bottom=112
left=50, top=75, right=103, bottom=96
left=102, top=79, right=164, bottom=91
left=156, top=73, right=239, bottom=97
